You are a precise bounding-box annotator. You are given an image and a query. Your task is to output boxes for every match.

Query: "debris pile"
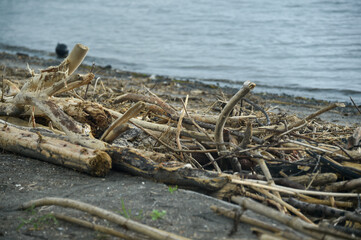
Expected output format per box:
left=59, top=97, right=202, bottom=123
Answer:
left=1, top=44, right=361, bottom=239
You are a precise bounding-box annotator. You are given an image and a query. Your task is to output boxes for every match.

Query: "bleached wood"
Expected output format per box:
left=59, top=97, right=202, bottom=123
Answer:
left=0, top=119, right=111, bottom=176
left=65, top=43, right=89, bottom=75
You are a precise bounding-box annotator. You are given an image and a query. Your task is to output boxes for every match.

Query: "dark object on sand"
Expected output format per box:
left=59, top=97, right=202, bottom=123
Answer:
left=16, top=52, right=29, bottom=59
left=55, top=43, right=69, bottom=58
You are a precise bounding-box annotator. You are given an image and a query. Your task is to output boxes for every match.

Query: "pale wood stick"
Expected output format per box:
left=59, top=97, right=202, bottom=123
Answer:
left=106, top=108, right=213, bottom=142
left=231, top=179, right=361, bottom=197
left=130, top=120, right=217, bottom=153
left=100, top=102, right=145, bottom=143
left=231, top=196, right=343, bottom=240
left=264, top=103, right=345, bottom=134
left=0, top=119, right=111, bottom=176
left=176, top=95, right=189, bottom=160
left=278, top=120, right=308, bottom=137
left=210, top=206, right=309, bottom=240
left=17, top=45, right=88, bottom=94
left=113, top=93, right=176, bottom=115
left=252, top=157, right=286, bottom=213
left=287, top=198, right=361, bottom=224
left=20, top=197, right=190, bottom=240
left=195, top=141, right=222, bottom=173
left=287, top=173, right=338, bottom=186
left=53, top=213, right=140, bottom=240
left=191, top=114, right=256, bottom=125
left=65, top=43, right=89, bottom=75
left=252, top=187, right=314, bottom=224
left=214, top=81, right=256, bottom=155
left=303, top=225, right=356, bottom=240
left=298, top=194, right=353, bottom=208
left=323, top=177, right=361, bottom=192
left=44, top=73, right=94, bottom=96
left=1, top=66, right=5, bottom=101
left=2, top=79, right=20, bottom=97
left=182, top=102, right=214, bottom=142
left=242, top=190, right=281, bottom=208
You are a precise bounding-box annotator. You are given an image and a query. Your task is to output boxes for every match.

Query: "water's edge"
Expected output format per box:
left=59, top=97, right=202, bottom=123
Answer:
left=1, top=42, right=360, bottom=109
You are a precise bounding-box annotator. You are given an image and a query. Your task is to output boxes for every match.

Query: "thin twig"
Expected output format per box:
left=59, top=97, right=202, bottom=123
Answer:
left=100, top=102, right=145, bottom=143
left=243, top=98, right=270, bottom=126
left=130, top=120, right=217, bottom=153
left=251, top=186, right=314, bottom=224
left=53, top=213, right=140, bottom=240
left=215, top=81, right=256, bottom=156
left=1, top=66, right=5, bottom=102
left=20, top=197, right=190, bottom=240
left=231, top=178, right=361, bottom=197
left=350, top=97, right=361, bottom=115
left=176, top=95, right=189, bottom=160
left=195, top=141, right=222, bottom=173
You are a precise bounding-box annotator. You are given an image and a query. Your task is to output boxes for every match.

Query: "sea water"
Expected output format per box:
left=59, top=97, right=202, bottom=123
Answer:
left=0, top=0, right=360, bottom=103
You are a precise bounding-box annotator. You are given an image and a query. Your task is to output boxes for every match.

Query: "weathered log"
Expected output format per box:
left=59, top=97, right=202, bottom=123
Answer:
left=287, top=173, right=338, bottom=187
left=211, top=205, right=309, bottom=240
left=20, top=197, right=190, bottom=240
left=0, top=115, right=230, bottom=191
left=323, top=177, right=361, bottom=192
left=231, top=196, right=354, bottom=240
left=108, top=147, right=230, bottom=191
left=61, top=99, right=113, bottom=138
left=287, top=198, right=361, bottom=224
left=0, top=119, right=111, bottom=176
left=0, top=102, right=23, bottom=116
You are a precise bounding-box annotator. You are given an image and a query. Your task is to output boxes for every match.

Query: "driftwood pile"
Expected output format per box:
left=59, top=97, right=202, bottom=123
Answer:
left=2, top=44, right=361, bottom=239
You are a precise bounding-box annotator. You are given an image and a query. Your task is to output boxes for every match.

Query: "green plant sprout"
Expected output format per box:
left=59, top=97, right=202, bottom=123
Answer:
left=17, top=206, right=58, bottom=231
left=116, top=199, right=143, bottom=220
left=168, top=185, right=178, bottom=194
left=150, top=210, right=166, bottom=220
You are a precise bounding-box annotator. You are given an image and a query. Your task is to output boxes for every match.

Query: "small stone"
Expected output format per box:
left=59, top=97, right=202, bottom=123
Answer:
left=55, top=43, right=69, bottom=58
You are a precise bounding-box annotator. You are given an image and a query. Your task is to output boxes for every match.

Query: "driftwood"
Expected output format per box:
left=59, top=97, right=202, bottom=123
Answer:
left=210, top=205, right=308, bottom=240
left=3, top=43, right=361, bottom=238
left=287, top=173, right=338, bottom=187
left=0, top=119, right=111, bottom=176
left=287, top=198, right=361, bottom=223
left=231, top=196, right=357, bottom=240
left=53, top=213, right=140, bottom=240
left=323, top=177, right=361, bottom=192
left=20, top=197, right=190, bottom=240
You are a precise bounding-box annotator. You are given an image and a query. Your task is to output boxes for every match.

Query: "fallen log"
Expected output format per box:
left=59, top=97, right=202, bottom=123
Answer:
left=0, top=119, right=111, bottom=176
left=287, top=173, right=338, bottom=187
left=231, top=196, right=357, bottom=240
left=287, top=198, right=361, bottom=223
left=108, top=146, right=230, bottom=191
left=20, top=197, right=190, bottom=240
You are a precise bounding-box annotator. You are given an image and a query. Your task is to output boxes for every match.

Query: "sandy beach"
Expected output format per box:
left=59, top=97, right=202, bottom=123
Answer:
left=0, top=51, right=360, bottom=239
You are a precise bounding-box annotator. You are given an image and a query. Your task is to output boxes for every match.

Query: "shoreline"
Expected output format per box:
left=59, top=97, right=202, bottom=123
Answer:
left=0, top=50, right=360, bottom=239
left=1, top=51, right=359, bottom=126
left=1, top=42, right=361, bottom=103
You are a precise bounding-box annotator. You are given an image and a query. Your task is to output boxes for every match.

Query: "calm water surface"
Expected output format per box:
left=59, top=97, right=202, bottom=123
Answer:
left=0, top=0, right=360, bottom=102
